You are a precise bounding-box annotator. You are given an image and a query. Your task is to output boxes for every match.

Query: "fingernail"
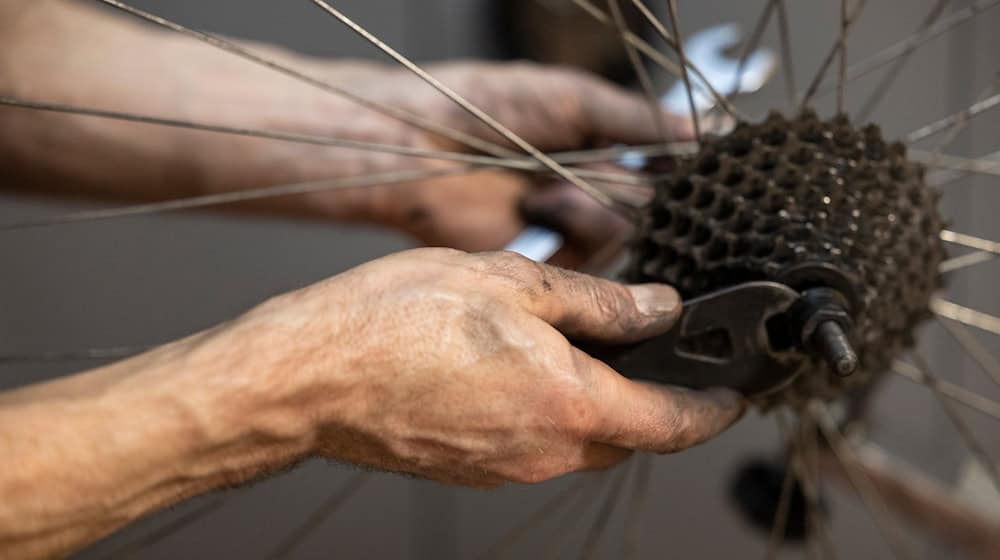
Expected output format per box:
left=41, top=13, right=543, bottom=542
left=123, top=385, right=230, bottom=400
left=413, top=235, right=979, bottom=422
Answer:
left=629, top=284, right=681, bottom=318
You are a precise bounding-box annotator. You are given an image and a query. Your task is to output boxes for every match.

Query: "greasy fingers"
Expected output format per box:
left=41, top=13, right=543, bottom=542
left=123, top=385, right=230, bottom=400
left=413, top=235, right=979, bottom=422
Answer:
left=476, top=251, right=681, bottom=343
left=567, top=70, right=695, bottom=145
left=519, top=180, right=634, bottom=270
left=248, top=248, right=727, bottom=488
left=577, top=349, right=747, bottom=453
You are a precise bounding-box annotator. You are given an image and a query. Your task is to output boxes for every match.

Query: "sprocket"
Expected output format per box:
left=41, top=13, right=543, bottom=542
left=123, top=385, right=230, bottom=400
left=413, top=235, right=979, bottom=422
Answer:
left=627, top=111, right=946, bottom=405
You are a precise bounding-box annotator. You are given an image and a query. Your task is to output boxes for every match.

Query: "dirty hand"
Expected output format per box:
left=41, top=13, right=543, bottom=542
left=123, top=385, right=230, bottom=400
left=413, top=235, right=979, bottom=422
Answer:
left=224, top=249, right=745, bottom=487
left=3, top=1, right=691, bottom=259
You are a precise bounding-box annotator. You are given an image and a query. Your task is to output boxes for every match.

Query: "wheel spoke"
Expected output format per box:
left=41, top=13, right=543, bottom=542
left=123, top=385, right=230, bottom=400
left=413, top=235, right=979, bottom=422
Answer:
left=836, top=0, right=850, bottom=114
left=775, top=1, right=798, bottom=109
left=811, top=0, right=1000, bottom=102
left=664, top=0, right=701, bottom=143
left=921, top=77, right=1000, bottom=182
left=853, top=0, right=952, bottom=122
left=571, top=0, right=684, bottom=79
left=764, top=413, right=797, bottom=560
left=550, top=141, right=698, bottom=164
left=905, top=92, right=1000, bottom=144
left=0, top=346, right=151, bottom=364
left=621, top=455, right=652, bottom=560
left=913, top=150, right=1000, bottom=178
left=541, top=473, right=611, bottom=559
left=583, top=228, right=634, bottom=276
left=580, top=0, right=746, bottom=122
left=623, top=0, right=746, bottom=121
left=763, top=455, right=796, bottom=560
left=797, top=414, right=837, bottom=560
left=940, top=230, right=1000, bottom=255
left=579, top=463, right=632, bottom=560
left=0, top=151, right=656, bottom=233
left=730, top=1, right=777, bottom=99
left=93, top=0, right=517, bottom=159
left=0, top=167, right=480, bottom=231
left=931, top=299, right=1000, bottom=336
left=478, top=476, right=591, bottom=560
left=940, top=251, right=997, bottom=274
left=800, top=0, right=868, bottom=110
left=264, top=473, right=367, bottom=560
left=102, top=497, right=226, bottom=559
left=937, top=316, right=1000, bottom=388
left=911, top=355, right=1000, bottom=495
left=307, top=0, right=620, bottom=215
left=787, top=415, right=821, bottom=560
left=808, top=402, right=915, bottom=560
left=607, top=0, right=668, bottom=143
left=892, top=360, right=1000, bottom=420
left=0, top=96, right=646, bottom=188
left=929, top=147, right=1000, bottom=188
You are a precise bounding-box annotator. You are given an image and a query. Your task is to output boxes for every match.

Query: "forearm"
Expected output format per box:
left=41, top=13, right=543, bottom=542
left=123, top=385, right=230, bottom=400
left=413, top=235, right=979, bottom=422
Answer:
left=0, top=0, right=386, bottom=221
left=0, top=328, right=313, bottom=559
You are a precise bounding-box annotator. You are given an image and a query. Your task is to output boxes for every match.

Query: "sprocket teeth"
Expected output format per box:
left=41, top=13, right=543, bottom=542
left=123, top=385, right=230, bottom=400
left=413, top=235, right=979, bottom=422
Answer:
left=628, top=113, right=947, bottom=405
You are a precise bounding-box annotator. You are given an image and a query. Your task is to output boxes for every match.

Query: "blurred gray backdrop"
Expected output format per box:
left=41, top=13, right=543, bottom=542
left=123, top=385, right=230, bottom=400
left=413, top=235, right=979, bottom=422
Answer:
left=1, top=1, right=998, bottom=558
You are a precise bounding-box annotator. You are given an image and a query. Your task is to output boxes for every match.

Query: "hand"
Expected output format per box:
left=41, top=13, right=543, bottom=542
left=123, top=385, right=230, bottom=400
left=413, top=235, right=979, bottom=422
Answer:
left=282, top=61, right=692, bottom=258
left=1, top=2, right=691, bottom=262
left=224, top=249, right=745, bottom=487
left=0, top=249, right=743, bottom=556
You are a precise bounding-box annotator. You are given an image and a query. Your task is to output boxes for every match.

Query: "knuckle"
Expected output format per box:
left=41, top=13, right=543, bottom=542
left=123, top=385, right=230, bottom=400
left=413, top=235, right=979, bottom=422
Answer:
left=553, top=394, right=598, bottom=437
left=589, top=283, right=625, bottom=317
left=587, top=282, right=640, bottom=331
left=399, top=246, right=466, bottom=263
left=477, top=250, right=549, bottom=292
left=658, top=409, right=697, bottom=454
left=541, top=361, right=599, bottom=436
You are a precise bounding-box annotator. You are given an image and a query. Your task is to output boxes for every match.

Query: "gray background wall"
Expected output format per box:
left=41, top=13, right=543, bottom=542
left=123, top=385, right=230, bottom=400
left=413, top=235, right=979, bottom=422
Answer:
left=1, top=1, right=998, bottom=558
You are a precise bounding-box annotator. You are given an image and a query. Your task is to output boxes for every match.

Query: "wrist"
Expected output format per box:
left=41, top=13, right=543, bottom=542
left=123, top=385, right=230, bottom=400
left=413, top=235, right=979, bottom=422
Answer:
left=58, top=326, right=323, bottom=502
left=144, top=327, right=321, bottom=478
left=0, top=331, right=317, bottom=554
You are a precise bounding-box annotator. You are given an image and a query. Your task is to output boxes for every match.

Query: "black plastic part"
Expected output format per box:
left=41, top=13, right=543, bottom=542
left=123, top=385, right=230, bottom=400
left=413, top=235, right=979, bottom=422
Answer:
left=729, top=459, right=814, bottom=542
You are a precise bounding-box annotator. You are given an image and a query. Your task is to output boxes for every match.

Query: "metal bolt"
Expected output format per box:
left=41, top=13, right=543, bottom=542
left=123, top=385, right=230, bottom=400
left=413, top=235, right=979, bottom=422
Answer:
left=812, top=321, right=858, bottom=376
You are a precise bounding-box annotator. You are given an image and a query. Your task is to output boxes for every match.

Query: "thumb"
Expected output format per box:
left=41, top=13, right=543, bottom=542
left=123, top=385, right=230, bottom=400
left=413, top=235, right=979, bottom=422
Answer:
left=487, top=254, right=681, bottom=343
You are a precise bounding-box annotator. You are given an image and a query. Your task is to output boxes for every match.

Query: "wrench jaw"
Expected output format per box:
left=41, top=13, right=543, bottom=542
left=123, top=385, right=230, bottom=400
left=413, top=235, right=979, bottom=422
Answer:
left=662, top=22, right=778, bottom=118
left=590, top=282, right=809, bottom=400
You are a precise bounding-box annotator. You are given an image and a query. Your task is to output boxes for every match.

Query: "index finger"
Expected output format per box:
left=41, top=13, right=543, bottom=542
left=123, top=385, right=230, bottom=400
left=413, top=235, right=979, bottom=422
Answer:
left=574, top=347, right=746, bottom=453
left=479, top=252, right=681, bottom=344
left=570, top=72, right=695, bottom=145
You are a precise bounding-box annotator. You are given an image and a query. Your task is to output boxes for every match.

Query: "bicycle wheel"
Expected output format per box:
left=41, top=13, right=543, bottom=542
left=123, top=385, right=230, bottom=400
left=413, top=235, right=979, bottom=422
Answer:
left=1, top=1, right=999, bottom=558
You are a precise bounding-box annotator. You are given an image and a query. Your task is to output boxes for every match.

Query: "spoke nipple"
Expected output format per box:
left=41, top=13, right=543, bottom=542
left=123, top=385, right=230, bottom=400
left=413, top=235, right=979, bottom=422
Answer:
left=813, top=321, right=858, bottom=377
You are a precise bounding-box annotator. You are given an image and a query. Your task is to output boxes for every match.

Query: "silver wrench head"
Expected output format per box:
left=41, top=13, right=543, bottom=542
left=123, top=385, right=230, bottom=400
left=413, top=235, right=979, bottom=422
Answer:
left=663, top=22, right=777, bottom=116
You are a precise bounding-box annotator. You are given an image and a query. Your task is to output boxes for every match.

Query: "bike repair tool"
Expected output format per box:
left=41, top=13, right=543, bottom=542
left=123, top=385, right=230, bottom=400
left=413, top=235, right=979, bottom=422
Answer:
left=661, top=22, right=776, bottom=116
left=584, top=281, right=858, bottom=399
